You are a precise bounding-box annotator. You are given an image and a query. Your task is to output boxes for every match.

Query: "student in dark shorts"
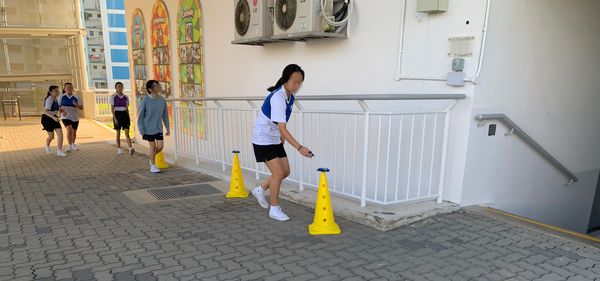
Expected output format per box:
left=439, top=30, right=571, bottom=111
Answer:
left=251, top=64, right=314, bottom=221
left=110, top=82, right=134, bottom=155
left=41, top=85, right=67, bottom=157
left=58, top=82, right=83, bottom=152
left=138, top=80, right=170, bottom=173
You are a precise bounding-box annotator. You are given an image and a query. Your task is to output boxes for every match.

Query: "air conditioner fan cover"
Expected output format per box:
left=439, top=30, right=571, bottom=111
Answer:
left=235, top=0, right=251, bottom=36
left=275, top=0, right=297, bottom=31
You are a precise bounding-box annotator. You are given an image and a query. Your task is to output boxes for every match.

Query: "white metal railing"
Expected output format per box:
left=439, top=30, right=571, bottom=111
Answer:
left=94, top=90, right=132, bottom=118
left=169, top=94, right=465, bottom=207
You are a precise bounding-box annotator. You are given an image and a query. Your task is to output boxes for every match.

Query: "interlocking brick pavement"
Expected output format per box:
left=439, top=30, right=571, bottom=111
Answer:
left=1, top=118, right=600, bottom=281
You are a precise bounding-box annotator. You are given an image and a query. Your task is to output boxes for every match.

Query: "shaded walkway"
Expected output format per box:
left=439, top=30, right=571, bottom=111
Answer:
left=1, top=118, right=600, bottom=281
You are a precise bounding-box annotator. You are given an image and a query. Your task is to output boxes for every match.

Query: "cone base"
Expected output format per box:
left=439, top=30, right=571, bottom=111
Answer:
left=308, top=223, right=341, bottom=235
left=156, top=164, right=169, bottom=169
left=225, top=191, right=249, bottom=198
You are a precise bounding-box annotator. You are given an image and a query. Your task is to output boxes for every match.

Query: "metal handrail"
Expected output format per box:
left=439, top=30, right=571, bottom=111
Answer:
left=167, top=93, right=467, bottom=102
left=475, top=113, right=578, bottom=183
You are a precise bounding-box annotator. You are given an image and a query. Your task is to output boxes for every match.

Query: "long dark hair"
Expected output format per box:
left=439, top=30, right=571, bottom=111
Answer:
left=267, top=64, right=305, bottom=92
left=46, top=85, right=59, bottom=102
left=146, top=80, right=159, bottom=94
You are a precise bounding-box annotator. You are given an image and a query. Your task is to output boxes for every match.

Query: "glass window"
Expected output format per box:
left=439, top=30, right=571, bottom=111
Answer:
left=109, top=32, right=127, bottom=45
left=106, top=0, right=125, bottom=10
left=110, top=49, right=128, bottom=62
left=112, top=66, right=130, bottom=79
left=107, top=14, right=126, bottom=28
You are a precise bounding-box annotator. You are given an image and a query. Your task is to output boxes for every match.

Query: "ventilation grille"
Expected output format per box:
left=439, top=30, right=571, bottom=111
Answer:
left=147, top=184, right=221, bottom=201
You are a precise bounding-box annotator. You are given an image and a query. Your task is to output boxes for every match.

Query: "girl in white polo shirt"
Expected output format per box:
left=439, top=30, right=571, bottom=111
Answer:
left=251, top=64, right=314, bottom=221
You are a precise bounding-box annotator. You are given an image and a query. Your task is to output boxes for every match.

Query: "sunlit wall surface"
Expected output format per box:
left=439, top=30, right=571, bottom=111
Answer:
left=0, top=0, right=87, bottom=115
left=3, top=0, right=78, bottom=28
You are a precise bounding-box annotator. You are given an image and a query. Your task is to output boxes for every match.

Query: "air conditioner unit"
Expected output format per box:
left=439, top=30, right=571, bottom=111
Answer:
left=273, top=0, right=334, bottom=37
left=233, top=0, right=274, bottom=41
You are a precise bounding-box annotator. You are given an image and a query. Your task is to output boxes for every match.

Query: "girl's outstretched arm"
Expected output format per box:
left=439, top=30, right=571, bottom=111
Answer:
left=278, top=122, right=312, bottom=158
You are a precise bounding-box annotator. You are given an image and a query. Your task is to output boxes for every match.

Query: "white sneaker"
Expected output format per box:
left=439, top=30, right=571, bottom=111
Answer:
left=269, top=206, right=290, bottom=221
left=56, top=150, right=67, bottom=157
left=70, top=144, right=80, bottom=151
left=252, top=187, right=269, bottom=209
left=64, top=146, right=71, bottom=152
left=45, top=146, right=51, bottom=154
left=150, top=164, right=161, bottom=173
left=129, top=148, right=135, bottom=155
left=117, top=148, right=124, bottom=155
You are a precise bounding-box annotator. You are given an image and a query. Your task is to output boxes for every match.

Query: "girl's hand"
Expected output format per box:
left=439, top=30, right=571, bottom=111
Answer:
left=280, top=136, right=286, bottom=145
left=53, top=116, right=59, bottom=122
left=299, top=146, right=313, bottom=158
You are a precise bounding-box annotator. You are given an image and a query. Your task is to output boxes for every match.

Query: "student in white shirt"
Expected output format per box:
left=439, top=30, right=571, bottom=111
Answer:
left=59, top=82, right=83, bottom=151
left=110, top=82, right=134, bottom=155
left=251, top=64, right=314, bottom=221
left=41, top=85, right=67, bottom=157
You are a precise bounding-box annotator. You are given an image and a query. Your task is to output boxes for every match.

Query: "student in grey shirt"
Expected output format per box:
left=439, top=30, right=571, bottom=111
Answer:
left=138, top=80, right=170, bottom=173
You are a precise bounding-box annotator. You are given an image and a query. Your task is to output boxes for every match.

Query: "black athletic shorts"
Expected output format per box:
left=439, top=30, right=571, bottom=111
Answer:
left=41, top=115, right=62, bottom=132
left=62, top=119, right=79, bottom=130
left=143, top=133, right=163, bottom=142
left=113, top=111, right=131, bottom=130
left=252, top=143, right=287, bottom=163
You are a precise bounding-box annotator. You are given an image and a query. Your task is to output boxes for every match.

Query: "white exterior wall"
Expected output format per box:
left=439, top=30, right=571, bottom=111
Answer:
left=462, top=0, right=600, bottom=233
left=125, top=0, right=490, bottom=204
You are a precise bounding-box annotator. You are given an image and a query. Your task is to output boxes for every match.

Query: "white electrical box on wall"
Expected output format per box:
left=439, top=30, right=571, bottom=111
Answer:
left=417, top=0, right=449, bottom=13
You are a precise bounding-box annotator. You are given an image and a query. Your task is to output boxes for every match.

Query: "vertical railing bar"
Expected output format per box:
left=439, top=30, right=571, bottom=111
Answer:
left=296, top=101, right=304, bottom=190
left=174, top=107, right=179, bottom=160
left=342, top=115, right=348, bottom=194
left=428, top=113, right=438, bottom=196
left=193, top=107, right=200, bottom=165
left=358, top=100, right=370, bottom=208
left=214, top=100, right=226, bottom=171
left=417, top=114, right=427, bottom=198
left=394, top=115, right=404, bottom=202
left=254, top=110, right=260, bottom=180
left=406, top=115, right=415, bottom=200
left=374, top=115, right=382, bottom=203
left=384, top=115, right=392, bottom=204
left=333, top=114, right=338, bottom=192
left=352, top=114, right=358, bottom=196
left=437, top=100, right=458, bottom=203
left=308, top=113, right=314, bottom=186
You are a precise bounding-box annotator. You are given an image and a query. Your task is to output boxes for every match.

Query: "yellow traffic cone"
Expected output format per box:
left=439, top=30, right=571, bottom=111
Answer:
left=308, top=168, right=341, bottom=235
left=226, top=150, right=249, bottom=198
left=155, top=151, right=169, bottom=169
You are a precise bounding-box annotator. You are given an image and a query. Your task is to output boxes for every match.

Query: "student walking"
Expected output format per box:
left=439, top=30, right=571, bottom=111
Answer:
left=138, top=80, right=170, bottom=173
left=251, top=64, right=313, bottom=221
left=41, top=85, right=67, bottom=157
left=110, top=82, right=134, bottom=155
left=59, top=82, right=83, bottom=151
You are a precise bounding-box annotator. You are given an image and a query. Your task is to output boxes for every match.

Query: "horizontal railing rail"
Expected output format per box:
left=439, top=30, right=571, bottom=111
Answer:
left=168, top=94, right=465, bottom=207
left=168, top=93, right=466, bottom=102
left=475, top=113, right=578, bottom=183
